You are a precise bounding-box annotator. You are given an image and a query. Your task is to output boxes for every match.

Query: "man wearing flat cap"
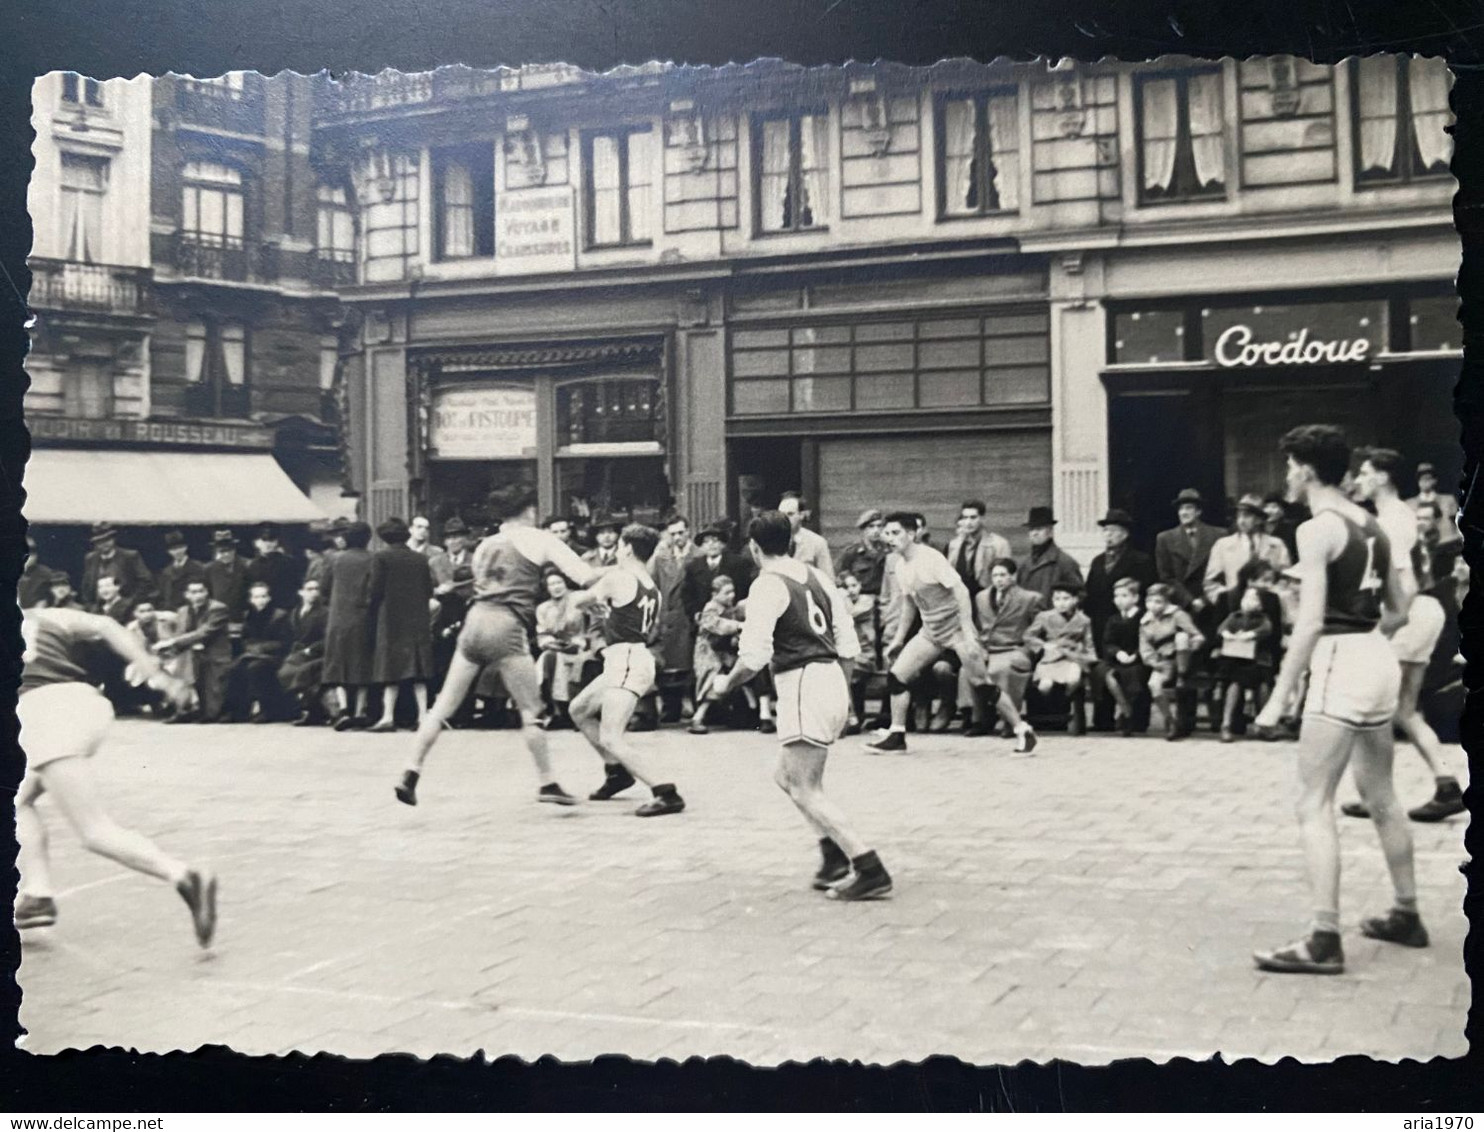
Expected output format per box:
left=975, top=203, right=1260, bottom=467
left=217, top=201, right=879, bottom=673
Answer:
left=1205, top=493, right=1292, bottom=596
left=81, top=522, right=156, bottom=609
left=245, top=522, right=303, bottom=611
left=838, top=508, right=890, bottom=597
left=1016, top=506, right=1084, bottom=606
left=1083, top=508, right=1157, bottom=647
left=204, top=529, right=250, bottom=623
left=1154, top=489, right=1224, bottom=608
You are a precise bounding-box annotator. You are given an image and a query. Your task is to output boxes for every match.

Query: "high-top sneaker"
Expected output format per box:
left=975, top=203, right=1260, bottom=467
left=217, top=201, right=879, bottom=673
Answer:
left=811, top=838, right=851, bottom=891
left=1409, top=777, right=1466, bottom=823
left=826, top=851, right=893, bottom=901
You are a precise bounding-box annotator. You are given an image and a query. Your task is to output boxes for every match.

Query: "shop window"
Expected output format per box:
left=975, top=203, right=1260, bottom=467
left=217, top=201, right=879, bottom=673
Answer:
left=557, top=378, right=661, bottom=445
left=936, top=89, right=1020, bottom=217
left=582, top=127, right=653, bottom=248
left=434, top=145, right=495, bottom=261
left=181, top=161, right=245, bottom=247
left=1407, top=295, right=1461, bottom=352
left=1111, top=308, right=1190, bottom=364
left=184, top=319, right=250, bottom=417
left=1351, top=56, right=1452, bottom=186
left=60, top=153, right=107, bottom=263
left=1136, top=68, right=1227, bottom=203
left=61, top=73, right=103, bottom=107
left=753, top=110, right=830, bottom=233
left=729, top=311, right=1050, bottom=415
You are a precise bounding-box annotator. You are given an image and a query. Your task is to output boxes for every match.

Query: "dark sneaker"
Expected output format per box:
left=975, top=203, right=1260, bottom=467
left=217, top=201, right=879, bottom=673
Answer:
left=394, top=770, right=420, bottom=807
left=811, top=839, right=851, bottom=891
left=757, top=719, right=777, bottom=735
left=826, top=863, right=893, bottom=902
left=1409, top=779, right=1466, bottom=823
left=1340, top=800, right=1371, bottom=819
left=866, top=730, right=907, bottom=753
left=14, top=894, right=57, bottom=930
left=1361, top=909, right=1430, bottom=948
left=176, top=868, right=218, bottom=949
left=589, top=766, right=636, bottom=801
left=1253, top=930, right=1343, bottom=975
left=687, top=721, right=710, bottom=735
left=1015, top=727, right=1038, bottom=755
left=965, top=720, right=994, bottom=737
left=538, top=782, right=579, bottom=806
left=635, top=790, right=685, bottom=817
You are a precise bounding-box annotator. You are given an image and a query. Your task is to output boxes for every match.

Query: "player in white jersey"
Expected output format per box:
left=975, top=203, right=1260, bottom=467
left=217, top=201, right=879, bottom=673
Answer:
left=395, top=486, right=602, bottom=809
left=1342, top=447, right=1464, bottom=823
left=865, top=512, right=1037, bottom=755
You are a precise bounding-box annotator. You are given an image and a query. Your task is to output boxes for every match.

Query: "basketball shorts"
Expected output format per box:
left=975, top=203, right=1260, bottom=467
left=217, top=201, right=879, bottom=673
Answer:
left=598, top=642, right=657, bottom=698
left=458, top=603, right=533, bottom=667
left=1304, top=631, right=1402, bottom=729
left=1390, top=594, right=1447, bottom=666
left=19, top=683, right=115, bottom=772
left=774, top=661, right=850, bottom=748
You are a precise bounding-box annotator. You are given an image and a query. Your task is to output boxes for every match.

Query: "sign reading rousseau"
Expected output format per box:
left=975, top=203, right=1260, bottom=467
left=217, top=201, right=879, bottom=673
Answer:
left=429, top=386, right=538, bottom=460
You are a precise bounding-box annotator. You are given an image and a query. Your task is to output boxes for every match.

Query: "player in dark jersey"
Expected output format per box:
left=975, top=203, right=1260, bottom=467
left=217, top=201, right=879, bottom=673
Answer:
left=1252, top=425, right=1423, bottom=975
left=15, top=607, right=217, bottom=947
left=704, top=510, right=892, bottom=900
left=567, top=524, right=685, bottom=816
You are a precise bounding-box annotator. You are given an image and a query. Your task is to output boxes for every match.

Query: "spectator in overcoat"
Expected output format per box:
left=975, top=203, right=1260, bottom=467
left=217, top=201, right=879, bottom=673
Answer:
left=81, top=522, right=155, bottom=608
left=582, top=516, right=622, bottom=568
left=649, top=514, right=703, bottom=723
left=204, top=529, right=250, bottom=623
left=367, top=517, right=435, bottom=731
left=1205, top=494, right=1291, bottom=597
left=321, top=520, right=376, bottom=730
left=245, top=523, right=303, bottom=611
left=157, top=530, right=208, bottom=611
left=1017, top=506, right=1084, bottom=605
left=779, top=493, right=834, bottom=576
left=1154, top=489, right=1224, bottom=609
left=1083, top=509, right=1157, bottom=647
left=682, top=525, right=755, bottom=619
left=224, top=581, right=295, bottom=722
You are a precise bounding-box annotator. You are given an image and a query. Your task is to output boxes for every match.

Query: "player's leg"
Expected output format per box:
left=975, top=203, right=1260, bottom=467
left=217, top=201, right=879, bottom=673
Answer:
left=867, top=633, right=939, bottom=751
left=396, top=651, right=482, bottom=805
left=568, top=673, right=612, bottom=760
left=14, top=773, right=56, bottom=928
left=1351, top=722, right=1429, bottom=947
left=494, top=651, right=576, bottom=805
left=775, top=741, right=873, bottom=882
left=599, top=658, right=683, bottom=816
left=1400, top=654, right=1466, bottom=821
left=958, top=638, right=1035, bottom=751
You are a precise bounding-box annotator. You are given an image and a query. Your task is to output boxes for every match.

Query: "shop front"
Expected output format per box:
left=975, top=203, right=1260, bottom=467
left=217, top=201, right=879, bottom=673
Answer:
left=1102, top=285, right=1460, bottom=547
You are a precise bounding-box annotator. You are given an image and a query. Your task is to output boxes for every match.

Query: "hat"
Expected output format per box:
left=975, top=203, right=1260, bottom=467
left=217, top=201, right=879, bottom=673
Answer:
left=1096, top=508, right=1134, bottom=529
left=856, top=507, right=884, bottom=529
left=211, top=529, right=237, bottom=548
left=377, top=517, right=411, bottom=545
left=697, top=524, right=728, bottom=543
left=256, top=522, right=281, bottom=541
left=330, top=516, right=352, bottom=532
left=163, top=530, right=187, bottom=549
left=89, top=522, right=118, bottom=545
left=1172, top=488, right=1204, bottom=508
left=46, top=568, right=71, bottom=585
left=1417, top=462, right=1438, bottom=477
left=1024, top=506, right=1057, bottom=528
left=443, top=516, right=468, bottom=537
left=592, top=513, right=623, bottom=534
left=1235, top=493, right=1266, bottom=516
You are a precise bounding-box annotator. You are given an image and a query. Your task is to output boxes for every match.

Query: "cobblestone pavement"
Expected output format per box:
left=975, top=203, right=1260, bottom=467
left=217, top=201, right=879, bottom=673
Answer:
left=13, top=716, right=1470, bottom=1065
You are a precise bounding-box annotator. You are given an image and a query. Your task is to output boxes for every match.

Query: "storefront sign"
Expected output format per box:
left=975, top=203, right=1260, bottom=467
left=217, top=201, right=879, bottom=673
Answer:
left=29, top=416, right=275, bottom=448
left=1214, top=325, right=1372, bottom=368
left=429, top=386, right=538, bottom=460
left=494, top=186, right=577, bottom=274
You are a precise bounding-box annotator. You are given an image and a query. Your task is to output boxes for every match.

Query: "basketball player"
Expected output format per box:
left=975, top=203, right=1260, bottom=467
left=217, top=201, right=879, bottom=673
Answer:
left=395, top=485, right=601, bottom=808
left=14, top=606, right=217, bottom=947
left=866, top=512, right=1036, bottom=754
left=706, top=510, right=892, bottom=900
left=1252, top=425, right=1425, bottom=975
left=566, top=523, right=686, bottom=816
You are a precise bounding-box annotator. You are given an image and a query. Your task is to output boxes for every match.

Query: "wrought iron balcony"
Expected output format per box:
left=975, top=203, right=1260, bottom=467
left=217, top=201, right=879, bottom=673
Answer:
left=27, top=259, right=149, bottom=315
left=170, top=234, right=272, bottom=283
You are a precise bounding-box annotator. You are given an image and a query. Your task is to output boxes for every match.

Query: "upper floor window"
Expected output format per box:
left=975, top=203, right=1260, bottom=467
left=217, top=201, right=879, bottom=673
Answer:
left=315, top=184, right=355, bottom=262
left=59, top=153, right=107, bottom=263
left=583, top=127, right=653, bottom=248
left=186, top=319, right=247, bottom=387
left=61, top=73, right=102, bottom=108
left=1136, top=68, right=1227, bottom=203
left=433, top=145, right=496, bottom=260
left=360, top=151, right=419, bottom=282
left=936, top=90, right=1020, bottom=217
left=754, top=111, right=831, bottom=233
left=181, top=161, right=245, bottom=246
left=186, top=72, right=247, bottom=100
left=1352, top=56, right=1451, bottom=186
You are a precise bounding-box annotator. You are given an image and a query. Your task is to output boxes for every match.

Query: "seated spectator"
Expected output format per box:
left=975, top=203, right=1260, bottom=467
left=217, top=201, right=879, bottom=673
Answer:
left=975, top=557, right=1044, bottom=718
left=46, top=569, right=80, bottom=610
left=125, top=598, right=187, bottom=717
left=224, top=582, right=295, bottom=722
left=689, top=574, right=745, bottom=735
left=158, top=579, right=231, bottom=723
left=1026, top=582, right=1096, bottom=734
left=1139, top=583, right=1205, bottom=741
left=279, top=578, right=330, bottom=726
left=534, top=569, right=590, bottom=731
left=1214, top=583, right=1277, bottom=743
left=1099, top=578, right=1147, bottom=737
left=838, top=569, right=878, bottom=733
left=92, top=573, right=133, bottom=625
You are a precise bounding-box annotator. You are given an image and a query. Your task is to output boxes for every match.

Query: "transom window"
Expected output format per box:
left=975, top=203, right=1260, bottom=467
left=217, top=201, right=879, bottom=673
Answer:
left=753, top=111, right=831, bottom=233
left=936, top=90, right=1021, bottom=216
left=181, top=161, right=245, bottom=246
left=582, top=127, right=653, bottom=248
left=1136, top=68, right=1227, bottom=203
left=1352, top=56, right=1452, bottom=186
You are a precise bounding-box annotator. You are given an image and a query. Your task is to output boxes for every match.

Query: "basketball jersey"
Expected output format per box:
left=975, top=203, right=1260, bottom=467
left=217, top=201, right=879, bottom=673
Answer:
left=20, top=609, right=102, bottom=694
left=604, top=573, right=660, bottom=646
left=1322, top=511, right=1390, bottom=635
left=771, top=569, right=840, bottom=674
left=470, top=532, right=546, bottom=624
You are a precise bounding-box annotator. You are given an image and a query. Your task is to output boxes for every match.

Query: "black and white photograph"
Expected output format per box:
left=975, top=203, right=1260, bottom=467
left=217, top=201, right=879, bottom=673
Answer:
left=11, top=47, right=1471, bottom=1071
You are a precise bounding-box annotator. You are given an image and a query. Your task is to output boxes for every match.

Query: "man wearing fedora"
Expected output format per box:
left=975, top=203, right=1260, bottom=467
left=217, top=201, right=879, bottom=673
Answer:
left=582, top=515, right=623, bottom=569
left=431, top=516, right=475, bottom=591
left=204, top=529, right=250, bottom=625
left=157, top=531, right=208, bottom=612
left=1084, top=509, right=1157, bottom=647
left=1016, top=506, right=1084, bottom=606
left=1155, top=489, right=1225, bottom=609
left=1206, top=493, right=1292, bottom=597
left=81, top=522, right=156, bottom=610
left=245, top=523, right=303, bottom=612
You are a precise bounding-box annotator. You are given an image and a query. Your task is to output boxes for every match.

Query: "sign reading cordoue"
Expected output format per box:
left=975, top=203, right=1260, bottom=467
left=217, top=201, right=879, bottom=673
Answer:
left=429, top=386, right=538, bottom=460
left=1214, top=324, right=1372, bottom=368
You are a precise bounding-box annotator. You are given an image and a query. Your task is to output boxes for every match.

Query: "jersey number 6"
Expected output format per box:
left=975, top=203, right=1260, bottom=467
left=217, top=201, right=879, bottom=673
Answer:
left=805, top=590, right=830, bottom=635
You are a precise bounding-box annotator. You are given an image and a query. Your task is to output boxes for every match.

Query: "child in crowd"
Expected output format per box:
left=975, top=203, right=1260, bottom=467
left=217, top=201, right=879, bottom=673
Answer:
left=1100, top=577, right=1146, bottom=737
left=1139, top=582, right=1206, bottom=741
left=838, top=570, right=878, bottom=735
left=689, top=574, right=745, bottom=734
left=534, top=569, right=590, bottom=731
left=1026, top=582, right=1096, bottom=735
left=1214, top=583, right=1277, bottom=743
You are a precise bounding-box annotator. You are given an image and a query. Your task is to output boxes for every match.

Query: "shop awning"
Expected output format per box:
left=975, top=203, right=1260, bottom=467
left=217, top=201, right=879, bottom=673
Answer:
left=23, top=449, right=328, bottom=525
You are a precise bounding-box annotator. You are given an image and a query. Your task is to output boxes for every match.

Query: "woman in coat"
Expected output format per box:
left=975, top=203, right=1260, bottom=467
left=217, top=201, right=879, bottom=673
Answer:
left=367, top=517, right=436, bottom=732
left=321, top=520, right=376, bottom=730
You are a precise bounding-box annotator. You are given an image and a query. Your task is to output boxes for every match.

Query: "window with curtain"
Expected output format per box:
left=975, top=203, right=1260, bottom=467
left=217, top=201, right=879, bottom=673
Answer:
left=315, top=184, right=355, bottom=263
left=754, top=111, right=831, bottom=233
left=1136, top=69, right=1227, bottom=203
left=181, top=161, right=245, bottom=246
left=583, top=127, right=653, bottom=247
left=1353, top=56, right=1452, bottom=185
left=937, top=90, right=1020, bottom=217
left=59, top=153, right=107, bottom=263
left=184, top=319, right=249, bottom=413
left=434, top=145, right=495, bottom=260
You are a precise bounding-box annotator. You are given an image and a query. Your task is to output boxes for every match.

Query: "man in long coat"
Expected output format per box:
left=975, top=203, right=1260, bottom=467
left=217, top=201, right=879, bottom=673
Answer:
left=157, top=531, right=208, bottom=611
left=81, top=523, right=156, bottom=608
left=648, top=514, right=703, bottom=723
left=321, top=520, right=376, bottom=729
left=1017, top=507, right=1085, bottom=605
left=244, top=522, right=303, bottom=611
left=1154, top=489, right=1225, bottom=609
left=204, top=529, right=250, bottom=624
left=367, top=517, right=435, bottom=731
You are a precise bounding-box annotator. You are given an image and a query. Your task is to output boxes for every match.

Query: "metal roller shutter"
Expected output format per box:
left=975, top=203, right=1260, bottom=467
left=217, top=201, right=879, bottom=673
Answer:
left=817, top=430, right=1052, bottom=560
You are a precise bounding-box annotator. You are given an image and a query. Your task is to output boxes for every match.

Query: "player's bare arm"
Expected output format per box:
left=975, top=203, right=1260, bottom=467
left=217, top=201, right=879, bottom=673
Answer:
left=1256, top=518, right=1336, bottom=728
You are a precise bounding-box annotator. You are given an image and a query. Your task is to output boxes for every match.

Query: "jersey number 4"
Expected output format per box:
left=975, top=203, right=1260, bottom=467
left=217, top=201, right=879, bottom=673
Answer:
left=805, top=591, right=831, bottom=635
left=1360, top=537, right=1383, bottom=594
left=638, top=593, right=659, bottom=635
